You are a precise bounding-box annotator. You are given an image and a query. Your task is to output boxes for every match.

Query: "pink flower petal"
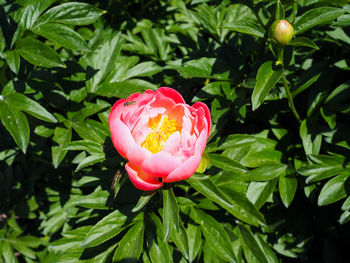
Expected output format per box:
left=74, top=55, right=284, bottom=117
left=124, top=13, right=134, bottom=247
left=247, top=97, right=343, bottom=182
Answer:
left=157, top=87, right=185, bottom=104
left=162, top=131, right=181, bottom=154
left=109, top=119, right=135, bottom=159
left=109, top=98, right=126, bottom=122
left=151, top=95, right=176, bottom=111
left=163, top=153, right=201, bottom=183
left=142, top=151, right=181, bottom=178
left=167, top=104, right=185, bottom=127
left=195, top=129, right=208, bottom=154
left=126, top=141, right=152, bottom=167
left=192, top=102, right=211, bottom=138
left=125, top=163, right=163, bottom=191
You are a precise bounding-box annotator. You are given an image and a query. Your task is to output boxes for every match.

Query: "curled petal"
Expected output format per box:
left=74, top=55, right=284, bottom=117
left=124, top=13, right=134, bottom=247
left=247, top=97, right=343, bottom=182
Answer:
left=125, top=163, right=163, bottom=191
left=192, top=102, right=212, bottom=138
left=142, top=151, right=181, bottom=178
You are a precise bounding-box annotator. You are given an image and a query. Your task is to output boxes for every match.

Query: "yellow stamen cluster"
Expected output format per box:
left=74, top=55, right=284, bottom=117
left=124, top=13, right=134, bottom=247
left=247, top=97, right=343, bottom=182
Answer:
left=142, top=114, right=179, bottom=153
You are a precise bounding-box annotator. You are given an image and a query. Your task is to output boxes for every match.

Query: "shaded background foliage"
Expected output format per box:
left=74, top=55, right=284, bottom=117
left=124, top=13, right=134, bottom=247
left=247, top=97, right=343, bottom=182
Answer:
left=0, top=0, right=350, bottom=262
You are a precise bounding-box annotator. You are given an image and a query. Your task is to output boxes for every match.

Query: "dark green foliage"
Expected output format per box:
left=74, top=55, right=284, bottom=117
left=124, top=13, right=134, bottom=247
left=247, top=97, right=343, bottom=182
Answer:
left=1, top=0, right=350, bottom=262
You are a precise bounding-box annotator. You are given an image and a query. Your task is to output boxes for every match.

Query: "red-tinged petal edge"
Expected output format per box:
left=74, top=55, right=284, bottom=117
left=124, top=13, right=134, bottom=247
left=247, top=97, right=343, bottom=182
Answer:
left=125, top=163, right=163, bottom=191
left=192, top=102, right=212, bottom=138
left=157, top=87, right=185, bottom=104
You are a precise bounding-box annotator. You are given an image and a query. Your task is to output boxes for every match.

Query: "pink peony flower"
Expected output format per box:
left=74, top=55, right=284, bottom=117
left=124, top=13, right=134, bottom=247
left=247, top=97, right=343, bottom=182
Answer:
left=108, top=87, right=211, bottom=191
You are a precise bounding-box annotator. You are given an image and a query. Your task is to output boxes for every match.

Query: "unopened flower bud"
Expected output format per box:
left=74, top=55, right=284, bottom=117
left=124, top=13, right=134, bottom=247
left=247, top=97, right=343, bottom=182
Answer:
left=269, top=20, right=294, bottom=46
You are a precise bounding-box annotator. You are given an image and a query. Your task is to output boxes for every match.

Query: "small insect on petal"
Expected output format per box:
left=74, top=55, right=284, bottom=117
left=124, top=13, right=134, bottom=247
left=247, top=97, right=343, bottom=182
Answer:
left=124, top=101, right=136, bottom=106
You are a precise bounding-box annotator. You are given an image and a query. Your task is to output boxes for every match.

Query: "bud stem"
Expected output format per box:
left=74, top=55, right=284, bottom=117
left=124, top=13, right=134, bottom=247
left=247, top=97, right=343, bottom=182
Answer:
left=278, top=48, right=302, bottom=124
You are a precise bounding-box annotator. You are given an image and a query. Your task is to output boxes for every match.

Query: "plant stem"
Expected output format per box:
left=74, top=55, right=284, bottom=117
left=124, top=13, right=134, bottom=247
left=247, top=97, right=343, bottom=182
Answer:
left=278, top=47, right=302, bottom=124
left=282, top=73, right=301, bottom=124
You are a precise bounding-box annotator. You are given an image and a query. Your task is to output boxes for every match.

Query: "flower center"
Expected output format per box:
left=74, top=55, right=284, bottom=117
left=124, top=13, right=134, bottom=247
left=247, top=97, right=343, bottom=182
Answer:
left=142, top=114, right=179, bottom=153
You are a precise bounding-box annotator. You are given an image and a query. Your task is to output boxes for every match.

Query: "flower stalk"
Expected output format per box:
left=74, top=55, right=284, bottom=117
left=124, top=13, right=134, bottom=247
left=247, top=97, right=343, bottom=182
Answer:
left=277, top=47, right=302, bottom=124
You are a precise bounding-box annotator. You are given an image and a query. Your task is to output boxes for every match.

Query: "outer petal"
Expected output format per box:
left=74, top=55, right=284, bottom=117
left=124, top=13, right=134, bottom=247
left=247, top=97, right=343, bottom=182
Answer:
left=163, top=130, right=208, bottom=183
left=192, top=102, right=212, bottom=138
left=163, top=153, right=201, bottom=183
left=125, top=163, right=163, bottom=191
left=126, top=142, right=151, bottom=167
left=157, top=87, right=185, bottom=104
left=109, top=119, right=135, bottom=159
left=109, top=98, right=126, bottom=122
left=142, top=151, right=181, bottom=178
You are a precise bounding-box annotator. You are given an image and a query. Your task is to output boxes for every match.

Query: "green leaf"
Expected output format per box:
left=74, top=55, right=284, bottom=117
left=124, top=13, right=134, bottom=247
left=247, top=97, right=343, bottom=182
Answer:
left=65, top=140, right=103, bottom=154
left=224, top=21, right=266, bottom=38
left=298, top=164, right=345, bottom=184
left=246, top=179, right=278, bottom=209
left=113, top=220, right=144, bottom=262
left=187, top=177, right=265, bottom=226
left=0, top=100, right=29, bottom=153
left=3, top=50, right=20, bottom=74
left=340, top=210, right=350, bottom=225
left=146, top=213, right=172, bottom=263
left=187, top=224, right=202, bottom=263
left=86, top=32, right=123, bottom=92
left=74, top=153, right=105, bottom=172
left=6, top=92, right=57, bottom=123
left=16, top=37, right=65, bottom=68
left=275, top=0, right=285, bottom=20
left=2, top=241, right=18, bottom=263
left=52, top=127, right=72, bottom=168
left=14, top=0, right=56, bottom=30
left=294, top=7, right=345, bottom=34
left=124, top=61, right=162, bottom=79
left=32, top=23, right=89, bottom=51
left=243, top=164, right=287, bottom=181
left=208, top=153, right=247, bottom=173
left=289, top=37, right=319, bottom=49
left=255, top=234, right=279, bottom=263
left=131, top=191, right=157, bottom=212
left=71, top=120, right=105, bottom=144
left=162, top=187, right=180, bottom=241
left=291, top=62, right=324, bottom=97
left=279, top=171, right=297, bottom=208
left=251, top=61, right=283, bottom=111
left=95, top=79, right=156, bottom=98
left=206, top=134, right=256, bottom=152
left=170, top=57, right=228, bottom=80
left=318, top=172, right=350, bottom=206
left=299, top=119, right=322, bottom=156
left=191, top=208, right=236, bottom=262
left=342, top=196, right=350, bottom=211
left=82, top=209, right=129, bottom=247
left=238, top=225, right=268, bottom=263
left=73, top=187, right=109, bottom=210
left=241, top=150, right=282, bottom=168
left=171, top=221, right=189, bottom=260
left=36, top=2, right=106, bottom=26
left=8, top=238, right=36, bottom=259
